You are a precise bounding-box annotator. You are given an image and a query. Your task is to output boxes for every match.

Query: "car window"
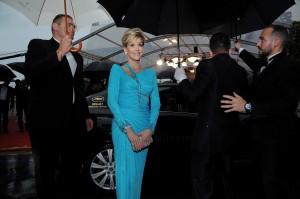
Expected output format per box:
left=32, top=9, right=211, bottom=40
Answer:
left=86, top=84, right=196, bottom=114
left=158, top=84, right=196, bottom=113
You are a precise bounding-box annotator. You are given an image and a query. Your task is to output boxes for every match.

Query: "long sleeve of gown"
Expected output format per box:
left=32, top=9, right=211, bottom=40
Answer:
left=148, top=72, right=160, bottom=133
left=107, top=65, right=131, bottom=131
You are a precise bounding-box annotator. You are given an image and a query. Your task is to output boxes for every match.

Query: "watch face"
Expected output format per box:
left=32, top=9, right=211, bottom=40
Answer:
left=245, top=103, right=252, bottom=110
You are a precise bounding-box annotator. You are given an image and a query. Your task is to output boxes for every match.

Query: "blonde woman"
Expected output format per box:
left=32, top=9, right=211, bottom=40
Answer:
left=107, top=28, right=160, bottom=199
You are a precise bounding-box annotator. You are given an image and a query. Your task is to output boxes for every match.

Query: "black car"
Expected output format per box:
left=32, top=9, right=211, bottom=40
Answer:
left=82, top=83, right=253, bottom=197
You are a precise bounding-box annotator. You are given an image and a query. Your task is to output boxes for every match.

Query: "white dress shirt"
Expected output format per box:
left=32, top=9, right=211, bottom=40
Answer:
left=53, top=37, right=77, bottom=103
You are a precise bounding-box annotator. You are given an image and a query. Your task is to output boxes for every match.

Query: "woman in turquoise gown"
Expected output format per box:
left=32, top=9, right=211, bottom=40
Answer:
left=107, top=28, right=160, bottom=199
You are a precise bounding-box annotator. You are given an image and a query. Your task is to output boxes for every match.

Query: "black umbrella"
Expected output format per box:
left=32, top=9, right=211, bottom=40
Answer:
left=7, top=62, right=25, bottom=74
left=0, top=64, right=16, bottom=81
left=84, top=61, right=114, bottom=80
left=98, top=0, right=249, bottom=68
left=98, top=0, right=294, bottom=68
left=97, top=0, right=252, bottom=36
left=204, top=0, right=295, bottom=38
left=97, top=0, right=294, bottom=37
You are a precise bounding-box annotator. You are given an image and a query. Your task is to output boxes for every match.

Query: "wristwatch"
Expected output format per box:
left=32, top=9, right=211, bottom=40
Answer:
left=244, top=102, right=252, bottom=113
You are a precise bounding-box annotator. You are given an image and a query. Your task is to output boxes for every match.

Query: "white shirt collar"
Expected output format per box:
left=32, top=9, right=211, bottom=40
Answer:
left=267, top=51, right=281, bottom=63
left=53, top=37, right=60, bottom=44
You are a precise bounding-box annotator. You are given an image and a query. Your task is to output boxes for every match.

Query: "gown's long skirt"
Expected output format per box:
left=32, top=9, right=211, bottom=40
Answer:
left=112, top=109, right=149, bottom=199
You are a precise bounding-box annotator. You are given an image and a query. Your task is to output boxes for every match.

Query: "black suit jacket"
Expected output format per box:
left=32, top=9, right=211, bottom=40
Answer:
left=179, top=53, right=248, bottom=154
left=239, top=50, right=300, bottom=143
left=24, top=38, right=89, bottom=140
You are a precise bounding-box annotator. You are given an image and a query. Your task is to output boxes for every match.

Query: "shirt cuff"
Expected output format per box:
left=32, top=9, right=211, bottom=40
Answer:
left=238, top=48, right=245, bottom=54
left=177, top=75, right=187, bottom=83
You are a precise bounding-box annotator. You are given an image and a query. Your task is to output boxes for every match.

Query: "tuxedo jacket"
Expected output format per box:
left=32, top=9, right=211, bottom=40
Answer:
left=179, top=53, right=248, bottom=154
left=239, top=50, right=300, bottom=143
left=24, top=38, right=89, bottom=139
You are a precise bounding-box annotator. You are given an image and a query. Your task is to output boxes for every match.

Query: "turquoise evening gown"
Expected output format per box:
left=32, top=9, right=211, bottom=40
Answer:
left=107, top=63, right=160, bottom=199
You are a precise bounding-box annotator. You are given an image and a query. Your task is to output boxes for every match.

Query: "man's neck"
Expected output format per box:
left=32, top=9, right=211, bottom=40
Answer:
left=53, top=36, right=60, bottom=43
left=268, top=51, right=282, bottom=60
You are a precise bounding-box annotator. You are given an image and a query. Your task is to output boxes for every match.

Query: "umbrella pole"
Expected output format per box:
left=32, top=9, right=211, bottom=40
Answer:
left=64, top=0, right=68, bottom=35
left=64, top=0, right=82, bottom=52
left=176, top=0, right=181, bottom=68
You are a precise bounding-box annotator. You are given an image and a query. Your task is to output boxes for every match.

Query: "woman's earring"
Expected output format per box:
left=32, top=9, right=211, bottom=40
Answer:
left=124, top=51, right=127, bottom=55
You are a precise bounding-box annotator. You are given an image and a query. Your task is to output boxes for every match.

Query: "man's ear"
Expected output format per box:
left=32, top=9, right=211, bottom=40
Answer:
left=209, top=50, right=213, bottom=58
left=229, top=48, right=232, bottom=55
left=52, top=23, right=59, bottom=31
left=273, top=36, right=281, bottom=48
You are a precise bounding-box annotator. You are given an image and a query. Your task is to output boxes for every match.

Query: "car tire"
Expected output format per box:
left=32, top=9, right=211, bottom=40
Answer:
left=87, top=143, right=116, bottom=192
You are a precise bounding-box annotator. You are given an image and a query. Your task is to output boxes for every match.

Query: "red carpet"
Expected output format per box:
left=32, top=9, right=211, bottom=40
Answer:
left=0, top=115, right=31, bottom=151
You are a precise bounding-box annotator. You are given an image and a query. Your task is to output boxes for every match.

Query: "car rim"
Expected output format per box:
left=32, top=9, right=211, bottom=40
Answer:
left=90, top=147, right=116, bottom=190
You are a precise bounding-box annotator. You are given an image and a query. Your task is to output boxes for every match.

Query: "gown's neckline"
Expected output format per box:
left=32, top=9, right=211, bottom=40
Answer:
left=124, top=63, right=144, bottom=74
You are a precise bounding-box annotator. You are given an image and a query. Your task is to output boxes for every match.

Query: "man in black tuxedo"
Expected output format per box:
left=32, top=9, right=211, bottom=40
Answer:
left=174, top=32, right=248, bottom=199
left=221, top=25, right=300, bottom=199
left=24, top=14, right=94, bottom=199
left=0, top=78, right=15, bottom=133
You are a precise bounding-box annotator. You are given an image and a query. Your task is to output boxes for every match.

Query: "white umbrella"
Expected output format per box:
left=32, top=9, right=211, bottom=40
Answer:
left=0, top=0, right=112, bottom=29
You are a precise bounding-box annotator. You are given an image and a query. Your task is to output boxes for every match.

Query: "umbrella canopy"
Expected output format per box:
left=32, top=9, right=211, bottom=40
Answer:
left=204, top=0, right=295, bottom=38
left=6, top=62, right=25, bottom=74
left=0, top=64, right=16, bottom=81
left=84, top=61, right=114, bottom=80
left=0, top=0, right=111, bottom=29
left=97, top=0, right=251, bottom=36
left=97, top=0, right=294, bottom=37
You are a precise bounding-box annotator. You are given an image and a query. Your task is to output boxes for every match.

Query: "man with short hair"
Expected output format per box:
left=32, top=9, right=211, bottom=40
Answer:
left=24, top=14, right=94, bottom=199
left=221, top=24, right=300, bottom=199
left=174, top=32, right=248, bottom=199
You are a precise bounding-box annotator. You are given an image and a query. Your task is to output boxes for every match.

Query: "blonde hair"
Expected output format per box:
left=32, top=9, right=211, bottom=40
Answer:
left=121, top=28, right=146, bottom=47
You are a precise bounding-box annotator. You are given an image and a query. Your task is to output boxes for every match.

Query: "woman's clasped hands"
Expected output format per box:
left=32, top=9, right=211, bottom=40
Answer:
left=138, top=129, right=153, bottom=148
left=126, top=128, right=153, bottom=152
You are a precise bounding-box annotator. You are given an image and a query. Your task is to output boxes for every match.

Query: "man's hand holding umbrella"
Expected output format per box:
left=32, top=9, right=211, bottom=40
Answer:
left=56, top=35, right=73, bottom=61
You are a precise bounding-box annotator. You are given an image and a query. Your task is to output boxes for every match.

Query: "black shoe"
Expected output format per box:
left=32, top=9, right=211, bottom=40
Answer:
left=3, top=130, right=8, bottom=134
left=20, top=129, right=24, bottom=132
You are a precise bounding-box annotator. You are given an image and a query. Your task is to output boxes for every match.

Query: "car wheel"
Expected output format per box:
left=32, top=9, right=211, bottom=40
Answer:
left=88, top=144, right=116, bottom=191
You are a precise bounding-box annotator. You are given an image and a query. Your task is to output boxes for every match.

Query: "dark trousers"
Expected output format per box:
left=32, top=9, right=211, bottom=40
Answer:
left=29, top=108, right=86, bottom=199
left=255, top=140, right=300, bottom=199
left=191, top=150, right=235, bottom=199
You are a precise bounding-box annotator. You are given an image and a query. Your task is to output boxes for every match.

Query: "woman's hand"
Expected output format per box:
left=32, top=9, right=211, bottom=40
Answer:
left=138, top=129, right=153, bottom=148
left=126, top=128, right=143, bottom=152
